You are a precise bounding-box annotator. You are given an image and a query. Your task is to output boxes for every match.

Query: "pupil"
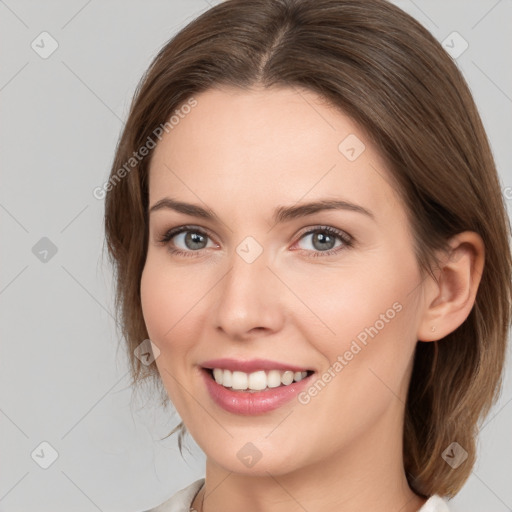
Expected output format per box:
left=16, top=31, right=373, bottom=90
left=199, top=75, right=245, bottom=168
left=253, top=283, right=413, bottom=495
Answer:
left=313, top=232, right=335, bottom=251
left=186, top=232, right=206, bottom=249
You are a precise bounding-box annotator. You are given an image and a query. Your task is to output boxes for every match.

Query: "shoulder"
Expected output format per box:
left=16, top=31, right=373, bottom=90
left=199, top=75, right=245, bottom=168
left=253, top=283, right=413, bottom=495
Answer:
left=142, top=478, right=205, bottom=512
left=418, top=495, right=451, bottom=512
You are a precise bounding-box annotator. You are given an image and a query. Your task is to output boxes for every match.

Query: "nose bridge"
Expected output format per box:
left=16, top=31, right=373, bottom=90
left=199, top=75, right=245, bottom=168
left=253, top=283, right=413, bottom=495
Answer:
left=212, top=237, right=284, bottom=337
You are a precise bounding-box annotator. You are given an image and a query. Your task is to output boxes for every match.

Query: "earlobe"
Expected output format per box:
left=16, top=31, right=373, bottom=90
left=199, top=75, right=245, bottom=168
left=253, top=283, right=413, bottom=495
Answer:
left=417, top=231, right=485, bottom=342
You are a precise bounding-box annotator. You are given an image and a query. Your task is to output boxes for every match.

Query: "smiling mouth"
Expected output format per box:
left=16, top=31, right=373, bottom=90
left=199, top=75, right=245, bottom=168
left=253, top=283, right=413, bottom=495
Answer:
left=204, top=367, right=315, bottom=392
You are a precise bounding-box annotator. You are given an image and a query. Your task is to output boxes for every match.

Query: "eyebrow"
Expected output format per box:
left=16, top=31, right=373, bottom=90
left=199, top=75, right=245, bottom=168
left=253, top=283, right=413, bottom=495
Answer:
left=148, top=197, right=375, bottom=223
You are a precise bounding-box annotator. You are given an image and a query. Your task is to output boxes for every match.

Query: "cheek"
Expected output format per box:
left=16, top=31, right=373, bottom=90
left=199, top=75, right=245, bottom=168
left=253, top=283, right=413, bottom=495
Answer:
left=288, top=254, right=420, bottom=403
left=140, top=258, right=208, bottom=357
left=325, top=267, right=419, bottom=398
left=140, top=261, right=196, bottom=408
left=140, top=261, right=183, bottom=346
left=285, top=258, right=413, bottom=346
left=140, top=263, right=164, bottom=341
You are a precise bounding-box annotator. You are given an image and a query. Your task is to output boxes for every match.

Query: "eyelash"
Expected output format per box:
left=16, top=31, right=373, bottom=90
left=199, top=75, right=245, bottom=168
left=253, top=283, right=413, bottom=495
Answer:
left=157, top=224, right=354, bottom=259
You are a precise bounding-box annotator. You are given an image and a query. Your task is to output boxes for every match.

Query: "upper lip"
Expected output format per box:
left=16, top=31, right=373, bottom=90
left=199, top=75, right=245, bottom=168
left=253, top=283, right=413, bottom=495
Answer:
left=200, top=358, right=313, bottom=373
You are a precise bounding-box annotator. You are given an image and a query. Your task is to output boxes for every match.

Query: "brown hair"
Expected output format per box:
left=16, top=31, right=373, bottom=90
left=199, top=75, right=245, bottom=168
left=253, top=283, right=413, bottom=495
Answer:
left=103, top=0, right=512, bottom=499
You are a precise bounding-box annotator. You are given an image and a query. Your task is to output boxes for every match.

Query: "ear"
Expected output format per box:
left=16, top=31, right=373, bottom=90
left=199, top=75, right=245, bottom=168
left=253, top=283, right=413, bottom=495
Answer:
left=416, top=231, right=485, bottom=342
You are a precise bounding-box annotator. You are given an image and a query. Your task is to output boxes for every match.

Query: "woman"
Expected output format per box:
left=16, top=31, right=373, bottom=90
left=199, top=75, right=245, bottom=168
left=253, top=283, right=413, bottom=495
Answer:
left=103, top=0, right=512, bottom=510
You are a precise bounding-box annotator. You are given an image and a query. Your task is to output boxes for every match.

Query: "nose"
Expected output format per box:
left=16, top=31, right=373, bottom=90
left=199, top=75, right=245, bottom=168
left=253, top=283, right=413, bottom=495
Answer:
left=212, top=243, right=286, bottom=340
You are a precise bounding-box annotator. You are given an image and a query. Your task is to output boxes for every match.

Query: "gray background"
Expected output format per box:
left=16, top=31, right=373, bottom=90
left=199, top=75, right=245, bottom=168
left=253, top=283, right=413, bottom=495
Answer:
left=1, top=0, right=511, bottom=510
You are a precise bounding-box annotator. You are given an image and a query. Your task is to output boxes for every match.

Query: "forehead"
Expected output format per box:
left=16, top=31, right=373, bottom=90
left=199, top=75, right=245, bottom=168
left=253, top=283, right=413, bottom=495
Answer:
left=147, top=86, right=404, bottom=223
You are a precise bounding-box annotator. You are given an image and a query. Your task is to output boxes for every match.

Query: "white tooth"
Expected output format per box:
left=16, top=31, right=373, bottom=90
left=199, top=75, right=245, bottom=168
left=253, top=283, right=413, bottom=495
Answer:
left=216, top=368, right=309, bottom=390
left=281, top=370, right=294, bottom=385
left=267, top=370, right=282, bottom=388
left=213, top=368, right=223, bottom=384
left=248, top=371, right=267, bottom=390
left=223, top=369, right=232, bottom=388
left=231, top=371, right=248, bottom=390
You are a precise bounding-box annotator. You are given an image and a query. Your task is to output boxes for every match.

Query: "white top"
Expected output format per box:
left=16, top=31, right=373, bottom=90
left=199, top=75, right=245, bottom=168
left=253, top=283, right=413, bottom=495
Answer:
left=143, top=478, right=451, bottom=511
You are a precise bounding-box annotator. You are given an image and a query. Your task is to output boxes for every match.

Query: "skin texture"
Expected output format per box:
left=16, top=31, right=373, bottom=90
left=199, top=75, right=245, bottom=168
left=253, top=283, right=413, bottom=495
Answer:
left=140, top=86, right=484, bottom=512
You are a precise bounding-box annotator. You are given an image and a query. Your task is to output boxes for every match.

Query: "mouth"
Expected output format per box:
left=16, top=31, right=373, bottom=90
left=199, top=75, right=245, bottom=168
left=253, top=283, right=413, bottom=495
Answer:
left=202, top=367, right=315, bottom=393
left=200, top=365, right=316, bottom=415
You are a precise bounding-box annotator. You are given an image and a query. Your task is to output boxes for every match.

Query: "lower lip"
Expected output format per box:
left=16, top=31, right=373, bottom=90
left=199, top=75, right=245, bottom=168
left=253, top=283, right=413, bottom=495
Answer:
left=200, top=368, right=314, bottom=415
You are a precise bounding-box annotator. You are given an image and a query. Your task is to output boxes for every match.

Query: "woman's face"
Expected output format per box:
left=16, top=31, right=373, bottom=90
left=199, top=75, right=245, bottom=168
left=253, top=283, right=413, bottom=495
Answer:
left=141, top=86, right=427, bottom=476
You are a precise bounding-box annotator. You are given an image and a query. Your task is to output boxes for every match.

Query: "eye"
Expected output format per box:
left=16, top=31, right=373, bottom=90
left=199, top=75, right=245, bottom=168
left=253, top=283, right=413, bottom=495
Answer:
left=293, top=226, right=353, bottom=258
left=157, top=224, right=354, bottom=258
left=157, top=225, right=217, bottom=258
